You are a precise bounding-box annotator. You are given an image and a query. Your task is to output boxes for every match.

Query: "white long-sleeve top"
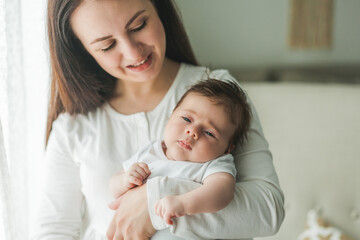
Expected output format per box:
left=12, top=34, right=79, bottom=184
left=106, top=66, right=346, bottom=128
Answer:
left=31, top=63, right=285, bottom=240
left=122, top=140, right=236, bottom=183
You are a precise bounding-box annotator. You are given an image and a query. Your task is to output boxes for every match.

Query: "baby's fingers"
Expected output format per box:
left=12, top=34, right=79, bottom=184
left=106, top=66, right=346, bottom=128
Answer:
left=155, top=202, right=162, bottom=217
left=131, top=164, right=150, bottom=180
left=127, top=175, right=143, bottom=187
left=155, top=203, right=174, bottom=225
left=164, top=212, right=174, bottom=225
left=134, top=163, right=151, bottom=180
left=138, top=162, right=151, bottom=176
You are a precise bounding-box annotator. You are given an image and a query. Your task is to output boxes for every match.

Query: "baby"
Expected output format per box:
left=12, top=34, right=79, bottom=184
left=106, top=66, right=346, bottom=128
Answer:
left=109, top=79, right=252, bottom=225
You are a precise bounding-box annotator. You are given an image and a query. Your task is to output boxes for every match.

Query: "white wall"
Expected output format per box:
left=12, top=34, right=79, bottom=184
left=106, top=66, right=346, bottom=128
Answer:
left=175, top=0, right=360, bottom=70
left=244, top=82, right=360, bottom=239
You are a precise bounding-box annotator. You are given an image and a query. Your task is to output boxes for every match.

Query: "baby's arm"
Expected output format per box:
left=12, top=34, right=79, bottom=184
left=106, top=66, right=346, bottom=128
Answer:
left=155, top=172, right=235, bottom=225
left=109, top=162, right=151, bottom=199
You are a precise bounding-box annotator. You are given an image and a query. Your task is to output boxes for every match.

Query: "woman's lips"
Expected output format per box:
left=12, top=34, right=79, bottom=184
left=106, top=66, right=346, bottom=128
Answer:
left=126, top=53, right=152, bottom=72
left=177, top=140, right=192, bottom=150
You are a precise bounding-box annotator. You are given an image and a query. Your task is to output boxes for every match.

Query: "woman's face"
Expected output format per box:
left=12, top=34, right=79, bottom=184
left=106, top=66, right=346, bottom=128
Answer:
left=71, top=0, right=166, bottom=83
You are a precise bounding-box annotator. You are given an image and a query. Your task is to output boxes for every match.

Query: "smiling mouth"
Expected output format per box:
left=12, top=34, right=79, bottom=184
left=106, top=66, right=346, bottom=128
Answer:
left=128, top=54, right=151, bottom=67
left=177, top=140, right=192, bottom=150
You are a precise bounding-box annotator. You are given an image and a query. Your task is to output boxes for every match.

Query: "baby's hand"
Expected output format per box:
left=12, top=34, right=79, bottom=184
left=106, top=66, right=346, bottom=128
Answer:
left=124, top=162, right=151, bottom=189
left=155, top=196, right=186, bottom=225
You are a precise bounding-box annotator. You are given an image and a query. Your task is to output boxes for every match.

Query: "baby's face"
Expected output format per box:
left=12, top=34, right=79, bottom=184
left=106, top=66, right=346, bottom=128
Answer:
left=163, top=93, right=236, bottom=163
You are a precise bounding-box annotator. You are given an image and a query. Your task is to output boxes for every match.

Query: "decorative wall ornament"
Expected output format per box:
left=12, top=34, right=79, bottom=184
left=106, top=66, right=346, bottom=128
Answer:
left=289, top=0, right=334, bottom=49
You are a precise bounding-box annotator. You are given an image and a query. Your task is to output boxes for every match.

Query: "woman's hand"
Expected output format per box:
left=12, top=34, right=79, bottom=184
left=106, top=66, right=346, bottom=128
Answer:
left=106, top=184, right=156, bottom=240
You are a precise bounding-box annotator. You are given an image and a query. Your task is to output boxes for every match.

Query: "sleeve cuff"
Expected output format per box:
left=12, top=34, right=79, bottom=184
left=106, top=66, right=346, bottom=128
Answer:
left=147, top=176, right=168, bottom=230
left=122, top=159, right=132, bottom=171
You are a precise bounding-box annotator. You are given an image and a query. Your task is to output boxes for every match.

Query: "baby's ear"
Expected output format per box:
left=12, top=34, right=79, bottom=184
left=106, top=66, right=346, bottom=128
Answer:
left=225, top=144, right=235, bottom=154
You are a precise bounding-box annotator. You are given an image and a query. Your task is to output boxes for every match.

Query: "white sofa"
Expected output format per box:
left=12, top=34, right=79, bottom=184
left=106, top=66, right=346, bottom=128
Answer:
left=241, top=82, right=360, bottom=240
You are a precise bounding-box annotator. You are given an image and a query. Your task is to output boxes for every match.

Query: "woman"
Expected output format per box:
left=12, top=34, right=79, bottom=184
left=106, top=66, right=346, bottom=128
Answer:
left=32, top=0, right=284, bottom=239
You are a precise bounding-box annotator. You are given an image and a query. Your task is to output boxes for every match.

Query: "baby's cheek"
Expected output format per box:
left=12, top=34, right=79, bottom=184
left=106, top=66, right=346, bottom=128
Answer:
left=195, top=146, right=215, bottom=162
left=206, top=144, right=223, bottom=160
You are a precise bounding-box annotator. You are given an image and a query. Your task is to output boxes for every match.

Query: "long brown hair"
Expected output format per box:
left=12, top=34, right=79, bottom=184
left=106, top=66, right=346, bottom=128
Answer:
left=46, top=0, right=198, bottom=145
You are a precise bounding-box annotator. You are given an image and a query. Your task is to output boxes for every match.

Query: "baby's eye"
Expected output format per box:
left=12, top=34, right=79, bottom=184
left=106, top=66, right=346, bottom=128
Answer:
left=204, top=131, right=215, bottom=138
left=182, top=117, right=191, bottom=123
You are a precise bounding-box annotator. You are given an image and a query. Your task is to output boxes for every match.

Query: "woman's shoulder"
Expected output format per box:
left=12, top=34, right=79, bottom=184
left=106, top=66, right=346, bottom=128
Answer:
left=210, top=68, right=236, bottom=81
left=173, top=63, right=240, bottom=97
left=179, top=63, right=237, bottom=84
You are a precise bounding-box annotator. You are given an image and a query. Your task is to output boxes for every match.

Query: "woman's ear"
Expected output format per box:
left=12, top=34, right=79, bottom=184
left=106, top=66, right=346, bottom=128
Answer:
left=225, top=144, right=235, bottom=154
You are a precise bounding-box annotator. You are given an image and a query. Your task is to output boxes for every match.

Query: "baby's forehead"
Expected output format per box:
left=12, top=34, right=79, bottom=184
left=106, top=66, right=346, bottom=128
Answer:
left=177, top=102, right=235, bottom=128
left=178, top=94, right=224, bottom=111
left=180, top=92, right=228, bottom=110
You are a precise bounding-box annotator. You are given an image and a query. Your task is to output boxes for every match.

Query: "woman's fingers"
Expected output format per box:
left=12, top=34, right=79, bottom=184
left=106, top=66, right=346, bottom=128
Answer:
left=107, top=184, right=155, bottom=240
left=106, top=213, right=117, bottom=239
left=113, top=229, right=123, bottom=240
left=108, top=196, right=122, bottom=210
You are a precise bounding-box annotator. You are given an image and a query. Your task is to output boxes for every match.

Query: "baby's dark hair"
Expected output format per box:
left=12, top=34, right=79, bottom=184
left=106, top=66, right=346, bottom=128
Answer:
left=174, top=79, right=252, bottom=148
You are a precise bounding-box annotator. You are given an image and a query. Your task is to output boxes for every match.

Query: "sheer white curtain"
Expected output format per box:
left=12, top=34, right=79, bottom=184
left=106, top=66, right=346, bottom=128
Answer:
left=0, top=2, right=6, bottom=239
left=0, top=0, right=48, bottom=239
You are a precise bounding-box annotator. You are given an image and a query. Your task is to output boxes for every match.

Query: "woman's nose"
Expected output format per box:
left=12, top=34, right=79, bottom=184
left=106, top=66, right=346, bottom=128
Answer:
left=120, top=38, right=144, bottom=61
left=186, top=128, right=198, bottom=139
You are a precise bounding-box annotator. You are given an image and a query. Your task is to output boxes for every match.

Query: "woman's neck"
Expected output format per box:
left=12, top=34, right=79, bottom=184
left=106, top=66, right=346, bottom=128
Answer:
left=109, top=59, right=180, bottom=114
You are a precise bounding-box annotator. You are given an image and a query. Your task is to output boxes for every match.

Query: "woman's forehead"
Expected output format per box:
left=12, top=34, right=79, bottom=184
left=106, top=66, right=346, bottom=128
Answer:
left=70, top=0, right=153, bottom=40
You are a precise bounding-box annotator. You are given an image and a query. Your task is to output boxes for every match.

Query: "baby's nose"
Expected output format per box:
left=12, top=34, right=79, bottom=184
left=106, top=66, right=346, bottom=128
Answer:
left=186, top=129, right=197, bottom=139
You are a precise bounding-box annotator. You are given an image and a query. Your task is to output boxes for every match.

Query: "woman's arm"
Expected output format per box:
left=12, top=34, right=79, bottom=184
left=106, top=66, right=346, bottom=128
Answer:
left=147, top=102, right=285, bottom=239
left=31, top=115, right=83, bottom=240
left=109, top=171, right=128, bottom=198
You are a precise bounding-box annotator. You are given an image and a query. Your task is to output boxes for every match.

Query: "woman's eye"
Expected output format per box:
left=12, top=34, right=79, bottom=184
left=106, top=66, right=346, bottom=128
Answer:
left=130, top=19, right=147, bottom=33
left=101, top=42, right=116, bottom=52
left=182, top=117, right=191, bottom=123
left=204, top=131, right=215, bottom=138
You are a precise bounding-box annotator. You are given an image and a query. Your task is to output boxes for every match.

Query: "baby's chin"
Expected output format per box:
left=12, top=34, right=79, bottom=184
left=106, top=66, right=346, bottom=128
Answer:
left=167, top=154, right=190, bottom=162
left=165, top=149, right=191, bottom=162
left=165, top=148, right=214, bottom=163
left=168, top=154, right=206, bottom=163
